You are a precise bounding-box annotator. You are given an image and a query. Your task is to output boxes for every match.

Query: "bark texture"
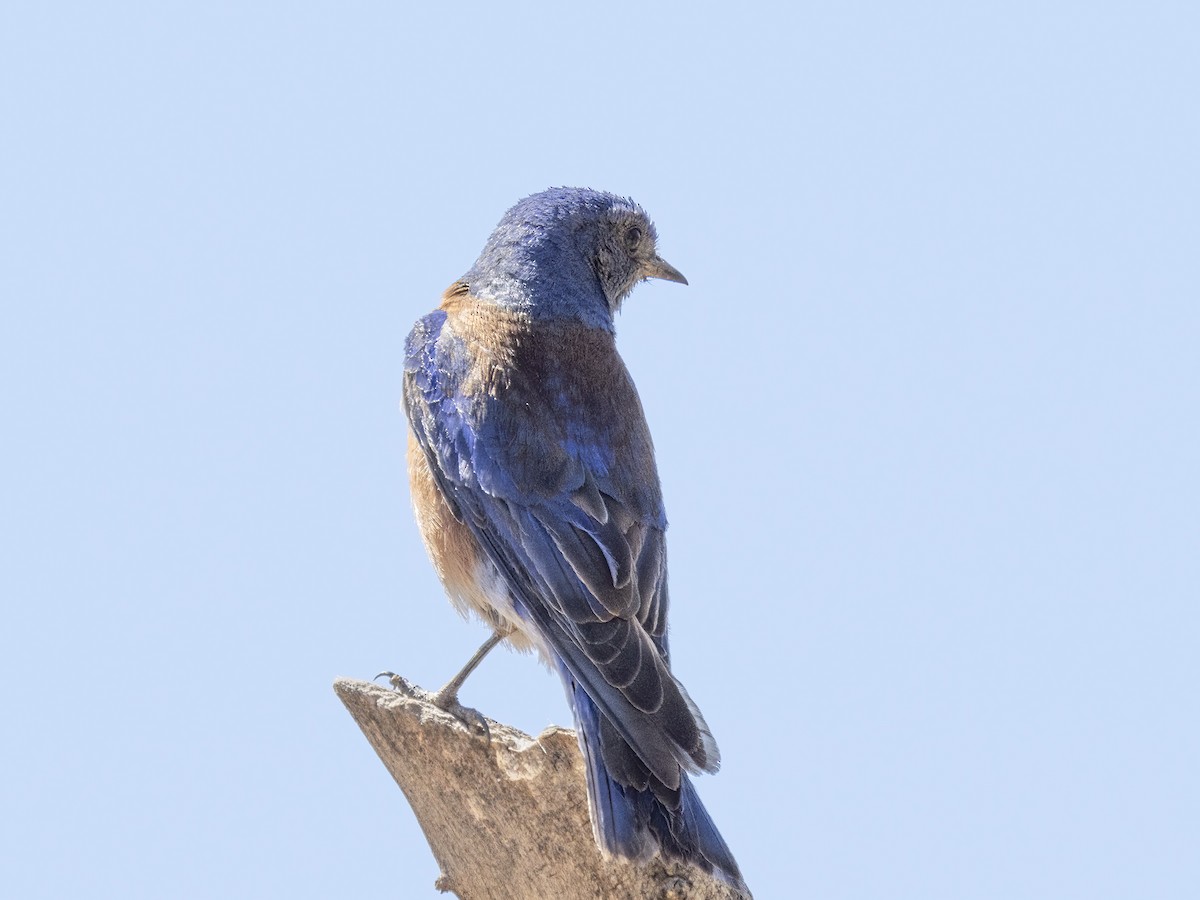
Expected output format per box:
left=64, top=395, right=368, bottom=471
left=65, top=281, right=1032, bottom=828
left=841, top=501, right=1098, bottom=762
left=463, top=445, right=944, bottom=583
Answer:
left=334, top=676, right=748, bottom=900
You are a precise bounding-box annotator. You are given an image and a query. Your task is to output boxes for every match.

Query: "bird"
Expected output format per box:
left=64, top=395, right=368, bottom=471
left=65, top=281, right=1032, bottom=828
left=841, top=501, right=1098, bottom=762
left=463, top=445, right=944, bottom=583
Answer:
left=402, top=187, right=748, bottom=894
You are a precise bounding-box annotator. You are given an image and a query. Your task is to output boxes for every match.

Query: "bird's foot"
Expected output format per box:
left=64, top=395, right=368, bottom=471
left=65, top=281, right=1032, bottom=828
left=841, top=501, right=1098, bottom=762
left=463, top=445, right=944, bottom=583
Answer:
left=375, top=671, right=491, bottom=738
left=429, top=687, right=492, bottom=741
left=375, top=670, right=412, bottom=692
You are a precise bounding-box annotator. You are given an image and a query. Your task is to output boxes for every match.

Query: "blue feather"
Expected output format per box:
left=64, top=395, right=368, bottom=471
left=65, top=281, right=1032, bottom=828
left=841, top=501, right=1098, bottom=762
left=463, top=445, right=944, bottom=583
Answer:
left=562, top=661, right=748, bottom=893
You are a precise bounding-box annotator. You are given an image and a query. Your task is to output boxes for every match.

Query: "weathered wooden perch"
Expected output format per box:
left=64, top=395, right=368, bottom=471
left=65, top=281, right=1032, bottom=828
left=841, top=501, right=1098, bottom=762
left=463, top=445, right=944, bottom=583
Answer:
left=334, top=676, right=750, bottom=900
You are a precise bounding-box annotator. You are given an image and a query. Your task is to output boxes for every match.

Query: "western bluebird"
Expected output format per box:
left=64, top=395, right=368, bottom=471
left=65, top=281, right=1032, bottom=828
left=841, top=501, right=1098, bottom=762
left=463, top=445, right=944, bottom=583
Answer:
left=403, top=187, right=747, bottom=893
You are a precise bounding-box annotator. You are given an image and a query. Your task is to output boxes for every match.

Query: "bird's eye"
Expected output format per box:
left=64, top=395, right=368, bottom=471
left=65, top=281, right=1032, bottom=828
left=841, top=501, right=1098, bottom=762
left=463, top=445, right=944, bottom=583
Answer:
left=624, top=226, right=643, bottom=250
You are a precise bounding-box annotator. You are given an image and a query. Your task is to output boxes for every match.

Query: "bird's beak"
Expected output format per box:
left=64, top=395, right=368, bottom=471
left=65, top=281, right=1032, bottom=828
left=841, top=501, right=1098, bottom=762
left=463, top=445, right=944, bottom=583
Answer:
left=642, top=255, right=688, bottom=286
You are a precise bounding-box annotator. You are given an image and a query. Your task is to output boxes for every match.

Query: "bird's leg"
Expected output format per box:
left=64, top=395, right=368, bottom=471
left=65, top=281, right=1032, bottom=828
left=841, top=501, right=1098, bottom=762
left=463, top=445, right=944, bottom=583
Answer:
left=431, top=628, right=506, bottom=710
left=377, top=630, right=508, bottom=739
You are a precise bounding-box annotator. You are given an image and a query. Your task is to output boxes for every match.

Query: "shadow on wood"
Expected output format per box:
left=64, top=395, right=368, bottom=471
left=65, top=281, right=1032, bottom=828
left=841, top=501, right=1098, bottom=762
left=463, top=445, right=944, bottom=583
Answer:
left=334, top=676, right=750, bottom=900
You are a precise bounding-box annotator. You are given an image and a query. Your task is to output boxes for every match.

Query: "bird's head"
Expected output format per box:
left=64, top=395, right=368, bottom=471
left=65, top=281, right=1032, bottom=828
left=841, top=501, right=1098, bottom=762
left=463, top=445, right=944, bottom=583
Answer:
left=584, top=198, right=688, bottom=309
left=465, top=187, right=687, bottom=328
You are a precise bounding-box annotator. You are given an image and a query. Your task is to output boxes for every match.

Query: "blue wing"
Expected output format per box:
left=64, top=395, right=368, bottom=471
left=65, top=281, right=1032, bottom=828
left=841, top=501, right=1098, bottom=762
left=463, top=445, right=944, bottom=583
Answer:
left=403, top=303, right=719, bottom=790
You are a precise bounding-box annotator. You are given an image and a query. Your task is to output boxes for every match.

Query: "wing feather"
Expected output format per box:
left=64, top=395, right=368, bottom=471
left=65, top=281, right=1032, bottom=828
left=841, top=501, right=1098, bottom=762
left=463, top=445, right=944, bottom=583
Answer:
left=403, top=309, right=720, bottom=785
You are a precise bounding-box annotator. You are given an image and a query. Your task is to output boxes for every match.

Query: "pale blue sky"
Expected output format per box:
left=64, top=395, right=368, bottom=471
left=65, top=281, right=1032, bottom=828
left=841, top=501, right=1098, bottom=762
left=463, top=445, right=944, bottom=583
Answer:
left=3, top=3, right=1197, bottom=898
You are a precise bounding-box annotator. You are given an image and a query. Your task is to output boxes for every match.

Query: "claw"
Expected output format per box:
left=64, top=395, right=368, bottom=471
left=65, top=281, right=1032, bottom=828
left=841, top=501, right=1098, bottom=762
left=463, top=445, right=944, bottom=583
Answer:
left=431, top=689, right=492, bottom=741
left=375, top=671, right=409, bottom=691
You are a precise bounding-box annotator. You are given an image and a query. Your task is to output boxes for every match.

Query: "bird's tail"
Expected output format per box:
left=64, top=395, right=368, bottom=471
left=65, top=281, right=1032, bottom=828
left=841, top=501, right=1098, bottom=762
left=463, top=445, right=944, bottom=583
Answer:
left=565, top=676, right=750, bottom=897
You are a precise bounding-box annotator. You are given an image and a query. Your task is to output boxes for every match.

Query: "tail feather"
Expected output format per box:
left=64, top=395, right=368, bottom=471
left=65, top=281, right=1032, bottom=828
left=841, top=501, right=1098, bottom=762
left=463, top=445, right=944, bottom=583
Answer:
left=565, top=673, right=749, bottom=896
